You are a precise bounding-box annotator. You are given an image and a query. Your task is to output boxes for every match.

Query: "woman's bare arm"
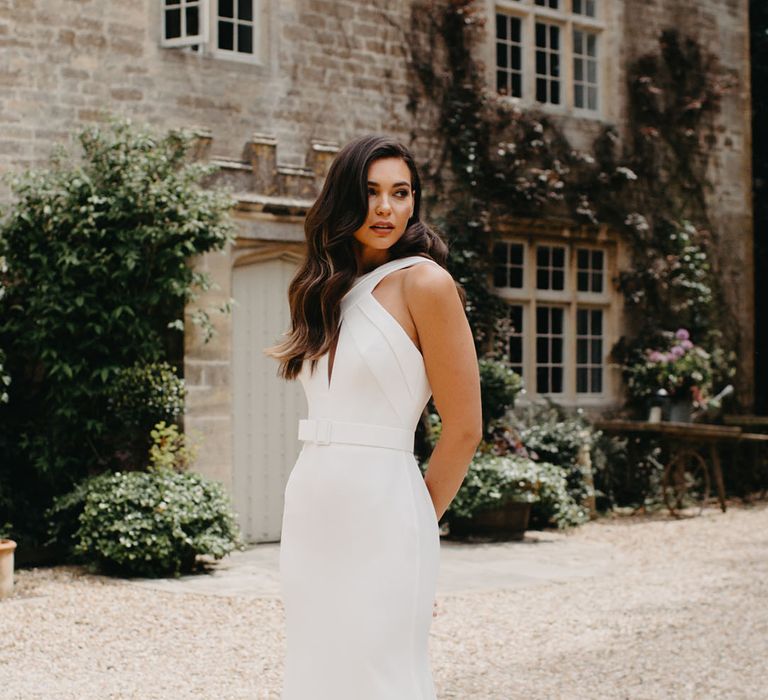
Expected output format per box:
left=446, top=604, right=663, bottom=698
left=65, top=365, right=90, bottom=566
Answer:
left=405, top=263, right=483, bottom=521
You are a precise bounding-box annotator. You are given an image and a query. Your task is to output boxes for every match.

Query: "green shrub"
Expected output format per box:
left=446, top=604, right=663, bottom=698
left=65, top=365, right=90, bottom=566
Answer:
left=48, top=466, right=243, bottom=578
left=507, top=403, right=598, bottom=506
left=148, top=420, right=200, bottom=472
left=478, top=357, right=523, bottom=425
left=0, top=116, right=235, bottom=542
left=446, top=452, right=540, bottom=520
left=107, top=362, right=186, bottom=431
left=527, top=460, right=591, bottom=530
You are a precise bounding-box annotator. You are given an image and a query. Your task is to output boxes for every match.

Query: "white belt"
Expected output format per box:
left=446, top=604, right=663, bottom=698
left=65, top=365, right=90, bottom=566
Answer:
left=298, top=418, right=414, bottom=452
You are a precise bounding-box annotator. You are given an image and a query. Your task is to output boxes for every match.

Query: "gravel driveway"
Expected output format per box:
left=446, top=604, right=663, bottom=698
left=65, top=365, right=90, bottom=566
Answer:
left=2, top=499, right=766, bottom=699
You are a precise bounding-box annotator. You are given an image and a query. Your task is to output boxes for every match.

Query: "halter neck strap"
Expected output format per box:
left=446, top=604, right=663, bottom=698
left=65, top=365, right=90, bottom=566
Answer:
left=340, top=255, right=438, bottom=314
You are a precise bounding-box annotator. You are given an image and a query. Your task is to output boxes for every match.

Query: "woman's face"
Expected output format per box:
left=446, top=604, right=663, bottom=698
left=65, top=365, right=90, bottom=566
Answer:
left=351, top=157, right=415, bottom=260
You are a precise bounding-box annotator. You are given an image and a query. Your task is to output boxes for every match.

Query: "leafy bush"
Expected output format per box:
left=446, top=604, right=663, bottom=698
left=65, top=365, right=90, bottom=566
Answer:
left=527, top=460, right=591, bottom=530
left=0, top=116, right=235, bottom=544
left=446, top=452, right=540, bottom=519
left=47, top=466, right=243, bottom=578
left=498, top=402, right=599, bottom=510
left=107, top=362, right=186, bottom=431
left=478, top=357, right=523, bottom=425
left=148, top=420, right=201, bottom=472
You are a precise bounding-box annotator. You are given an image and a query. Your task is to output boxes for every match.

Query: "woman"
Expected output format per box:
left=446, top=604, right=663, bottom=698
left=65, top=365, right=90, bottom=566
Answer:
left=265, top=134, right=482, bottom=699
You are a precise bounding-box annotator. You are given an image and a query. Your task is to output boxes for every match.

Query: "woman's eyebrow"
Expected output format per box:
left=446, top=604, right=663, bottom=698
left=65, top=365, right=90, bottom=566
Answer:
left=367, top=180, right=412, bottom=188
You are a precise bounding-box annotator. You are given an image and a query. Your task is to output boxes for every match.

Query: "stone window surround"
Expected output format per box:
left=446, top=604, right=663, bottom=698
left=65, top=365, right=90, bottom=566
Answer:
left=484, top=0, right=608, bottom=120
left=492, top=231, right=620, bottom=407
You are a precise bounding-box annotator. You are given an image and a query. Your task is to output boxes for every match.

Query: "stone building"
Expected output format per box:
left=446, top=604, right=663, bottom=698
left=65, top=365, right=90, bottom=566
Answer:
left=0, top=0, right=754, bottom=542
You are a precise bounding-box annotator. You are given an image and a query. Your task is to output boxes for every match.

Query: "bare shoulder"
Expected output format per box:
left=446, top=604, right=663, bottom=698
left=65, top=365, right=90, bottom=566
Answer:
left=402, top=260, right=457, bottom=305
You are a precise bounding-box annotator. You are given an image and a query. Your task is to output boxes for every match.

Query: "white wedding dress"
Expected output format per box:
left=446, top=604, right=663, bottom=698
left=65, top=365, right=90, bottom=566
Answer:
left=279, top=255, right=442, bottom=699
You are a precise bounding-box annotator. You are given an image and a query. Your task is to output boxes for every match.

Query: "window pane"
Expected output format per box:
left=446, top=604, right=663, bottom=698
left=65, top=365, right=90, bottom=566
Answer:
left=592, top=308, right=602, bottom=334
left=577, top=308, right=588, bottom=335
left=536, top=307, right=549, bottom=333
left=496, top=14, right=523, bottom=98
left=238, top=23, right=253, bottom=53
left=496, top=13, right=507, bottom=40
left=166, top=8, right=181, bottom=38
left=551, top=307, right=563, bottom=334
left=536, top=337, right=548, bottom=362
left=587, top=32, right=597, bottom=55
left=587, top=85, right=598, bottom=110
left=574, top=30, right=583, bottom=55
left=551, top=79, right=560, bottom=104
left=186, top=5, right=199, bottom=35
left=219, top=20, right=234, bottom=50
left=577, top=247, right=605, bottom=292
left=497, top=43, right=508, bottom=69
left=537, top=367, right=549, bottom=393
left=238, top=0, right=253, bottom=21
left=536, top=306, right=565, bottom=395
left=508, top=305, right=524, bottom=374
left=551, top=367, right=563, bottom=393
left=576, top=307, right=604, bottom=394
left=591, top=368, right=603, bottom=392
left=497, top=70, right=507, bottom=94
left=536, top=77, right=547, bottom=102
left=536, top=51, right=547, bottom=75
left=591, top=338, right=602, bottom=364
left=220, top=0, right=234, bottom=18
left=577, top=338, right=588, bottom=364
left=577, top=367, right=589, bottom=393
left=494, top=242, right=524, bottom=288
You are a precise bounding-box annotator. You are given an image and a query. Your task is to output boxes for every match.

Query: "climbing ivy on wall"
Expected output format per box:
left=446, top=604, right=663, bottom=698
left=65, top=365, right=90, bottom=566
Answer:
left=402, top=0, right=736, bottom=398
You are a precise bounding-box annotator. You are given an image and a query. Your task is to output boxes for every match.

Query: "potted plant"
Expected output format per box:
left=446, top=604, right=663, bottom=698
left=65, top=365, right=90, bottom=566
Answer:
left=621, top=329, right=715, bottom=422
left=446, top=453, right=540, bottom=540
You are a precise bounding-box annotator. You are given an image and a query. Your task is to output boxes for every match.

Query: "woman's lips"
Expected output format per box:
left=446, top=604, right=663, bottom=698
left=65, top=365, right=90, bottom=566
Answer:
left=370, top=225, right=394, bottom=235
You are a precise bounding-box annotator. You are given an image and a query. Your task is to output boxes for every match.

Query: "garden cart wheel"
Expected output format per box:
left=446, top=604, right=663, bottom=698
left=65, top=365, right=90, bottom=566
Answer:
left=661, top=449, right=711, bottom=517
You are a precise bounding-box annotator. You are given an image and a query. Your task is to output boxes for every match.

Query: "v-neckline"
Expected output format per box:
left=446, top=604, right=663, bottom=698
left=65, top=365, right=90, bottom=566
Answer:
left=326, top=322, right=342, bottom=389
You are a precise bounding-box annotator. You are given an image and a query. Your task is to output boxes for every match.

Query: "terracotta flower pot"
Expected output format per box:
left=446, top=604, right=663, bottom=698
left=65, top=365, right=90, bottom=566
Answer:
left=0, top=539, right=17, bottom=599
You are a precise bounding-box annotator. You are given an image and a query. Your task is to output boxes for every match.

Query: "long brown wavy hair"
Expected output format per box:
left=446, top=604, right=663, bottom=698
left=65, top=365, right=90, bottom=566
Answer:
left=263, top=134, right=451, bottom=381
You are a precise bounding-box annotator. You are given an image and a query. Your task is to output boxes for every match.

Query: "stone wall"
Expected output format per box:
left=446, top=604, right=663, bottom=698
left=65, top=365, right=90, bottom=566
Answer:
left=0, top=0, right=416, bottom=200
left=620, top=0, right=754, bottom=405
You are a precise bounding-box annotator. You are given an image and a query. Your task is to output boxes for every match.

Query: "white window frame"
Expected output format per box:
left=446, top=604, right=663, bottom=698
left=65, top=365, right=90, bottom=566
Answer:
left=487, top=0, right=606, bottom=119
left=492, top=234, right=618, bottom=407
left=161, top=0, right=209, bottom=48
left=160, top=0, right=267, bottom=65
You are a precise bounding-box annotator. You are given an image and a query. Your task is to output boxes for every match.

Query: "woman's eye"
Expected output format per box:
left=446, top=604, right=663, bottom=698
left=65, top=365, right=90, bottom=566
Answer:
left=396, top=190, right=409, bottom=197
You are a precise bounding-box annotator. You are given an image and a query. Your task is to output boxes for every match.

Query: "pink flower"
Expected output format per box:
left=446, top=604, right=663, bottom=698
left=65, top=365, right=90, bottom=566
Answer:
left=670, top=345, right=686, bottom=358
left=648, top=351, right=665, bottom=362
left=680, top=339, right=693, bottom=350
left=675, top=328, right=690, bottom=341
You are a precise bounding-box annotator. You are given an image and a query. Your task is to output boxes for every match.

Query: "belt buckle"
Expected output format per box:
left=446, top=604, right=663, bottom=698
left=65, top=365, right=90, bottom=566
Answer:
left=315, top=418, right=332, bottom=445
